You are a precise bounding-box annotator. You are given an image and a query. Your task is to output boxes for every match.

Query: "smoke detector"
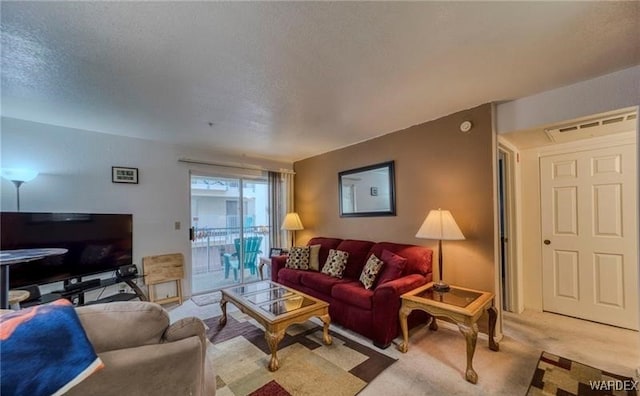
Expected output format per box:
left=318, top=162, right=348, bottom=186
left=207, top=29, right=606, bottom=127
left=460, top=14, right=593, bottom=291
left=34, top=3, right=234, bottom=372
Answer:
left=460, top=121, right=473, bottom=133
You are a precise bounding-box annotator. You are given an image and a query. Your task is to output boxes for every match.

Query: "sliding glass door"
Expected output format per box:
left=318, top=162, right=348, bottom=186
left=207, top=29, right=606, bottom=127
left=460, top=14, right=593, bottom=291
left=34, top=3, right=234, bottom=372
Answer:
left=190, top=173, right=270, bottom=294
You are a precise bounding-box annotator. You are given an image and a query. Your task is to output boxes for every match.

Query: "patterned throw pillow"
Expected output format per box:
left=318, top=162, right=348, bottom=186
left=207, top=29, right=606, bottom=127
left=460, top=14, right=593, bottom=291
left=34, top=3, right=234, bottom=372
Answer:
left=321, top=249, right=349, bottom=278
left=359, top=254, right=385, bottom=290
left=285, top=246, right=311, bottom=270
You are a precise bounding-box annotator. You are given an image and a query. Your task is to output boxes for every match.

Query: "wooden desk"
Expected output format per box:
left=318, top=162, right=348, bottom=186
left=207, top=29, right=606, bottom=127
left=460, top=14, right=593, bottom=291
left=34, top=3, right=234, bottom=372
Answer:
left=398, top=282, right=499, bottom=384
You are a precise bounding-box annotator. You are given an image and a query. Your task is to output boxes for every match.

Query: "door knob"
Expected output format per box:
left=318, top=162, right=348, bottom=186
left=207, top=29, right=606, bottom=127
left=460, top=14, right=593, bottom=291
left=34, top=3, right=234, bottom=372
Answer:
left=543, top=240, right=551, bottom=245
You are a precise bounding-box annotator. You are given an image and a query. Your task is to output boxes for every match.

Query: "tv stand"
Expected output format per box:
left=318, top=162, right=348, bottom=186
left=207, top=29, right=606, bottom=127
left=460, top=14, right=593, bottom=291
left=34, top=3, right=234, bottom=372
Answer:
left=64, top=278, right=101, bottom=292
left=56, top=275, right=147, bottom=306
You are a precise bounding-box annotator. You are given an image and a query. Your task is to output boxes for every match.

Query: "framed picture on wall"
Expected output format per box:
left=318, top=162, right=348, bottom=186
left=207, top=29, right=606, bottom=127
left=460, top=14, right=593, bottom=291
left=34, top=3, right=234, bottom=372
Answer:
left=338, top=160, right=396, bottom=217
left=112, top=166, right=139, bottom=184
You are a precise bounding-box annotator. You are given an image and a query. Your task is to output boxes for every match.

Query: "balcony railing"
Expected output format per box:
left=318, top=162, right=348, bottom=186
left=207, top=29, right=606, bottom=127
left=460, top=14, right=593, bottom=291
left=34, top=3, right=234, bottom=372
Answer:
left=191, top=225, right=270, bottom=274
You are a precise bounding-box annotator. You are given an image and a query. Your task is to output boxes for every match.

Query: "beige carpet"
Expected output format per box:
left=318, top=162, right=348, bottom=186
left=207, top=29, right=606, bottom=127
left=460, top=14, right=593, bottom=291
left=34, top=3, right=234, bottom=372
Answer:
left=191, top=291, right=221, bottom=306
left=204, top=311, right=396, bottom=396
left=170, top=300, right=640, bottom=396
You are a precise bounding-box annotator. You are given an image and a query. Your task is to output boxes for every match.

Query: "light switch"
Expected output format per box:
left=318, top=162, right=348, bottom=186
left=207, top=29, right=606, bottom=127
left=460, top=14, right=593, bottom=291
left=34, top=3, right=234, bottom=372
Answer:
left=174, top=221, right=181, bottom=230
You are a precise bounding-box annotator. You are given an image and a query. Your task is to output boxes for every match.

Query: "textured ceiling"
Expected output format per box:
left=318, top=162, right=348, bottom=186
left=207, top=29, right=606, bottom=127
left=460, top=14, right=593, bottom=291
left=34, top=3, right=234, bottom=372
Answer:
left=1, top=2, right=638, bottom=163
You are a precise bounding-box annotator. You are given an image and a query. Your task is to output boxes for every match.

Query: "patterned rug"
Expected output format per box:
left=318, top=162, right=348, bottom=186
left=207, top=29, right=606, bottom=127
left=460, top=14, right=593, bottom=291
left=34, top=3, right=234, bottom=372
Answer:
left=527, top=351, right=638, bottom=396
left=203, top=312, right=396, bottom=396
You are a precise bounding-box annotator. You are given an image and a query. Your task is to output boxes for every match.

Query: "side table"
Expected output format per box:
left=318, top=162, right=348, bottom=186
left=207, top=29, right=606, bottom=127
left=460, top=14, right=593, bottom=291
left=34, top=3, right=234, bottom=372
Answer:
left=8, top=290, right=30, bottom=310
left=0, top=248, right=68, bottom=309
left=398, top=282, right=499, bottom=384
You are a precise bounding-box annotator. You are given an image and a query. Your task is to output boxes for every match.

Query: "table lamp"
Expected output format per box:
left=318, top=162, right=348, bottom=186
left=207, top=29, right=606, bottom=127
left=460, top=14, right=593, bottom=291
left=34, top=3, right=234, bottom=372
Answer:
left=1, top=168, right=39, bottom=211
left=281, top=212, right=304, bottom=248
left=416, top=208, right=465, bottom=292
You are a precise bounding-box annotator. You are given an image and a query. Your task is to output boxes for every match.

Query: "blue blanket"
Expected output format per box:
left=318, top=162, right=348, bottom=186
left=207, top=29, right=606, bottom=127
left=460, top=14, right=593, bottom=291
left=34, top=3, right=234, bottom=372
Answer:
left=0, top=299, right=103, bottom=396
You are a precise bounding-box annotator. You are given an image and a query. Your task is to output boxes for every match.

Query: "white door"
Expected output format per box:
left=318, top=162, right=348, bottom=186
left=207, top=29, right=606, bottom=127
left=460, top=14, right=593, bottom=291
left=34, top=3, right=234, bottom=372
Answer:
left=540, top=144, right=638, bottom=330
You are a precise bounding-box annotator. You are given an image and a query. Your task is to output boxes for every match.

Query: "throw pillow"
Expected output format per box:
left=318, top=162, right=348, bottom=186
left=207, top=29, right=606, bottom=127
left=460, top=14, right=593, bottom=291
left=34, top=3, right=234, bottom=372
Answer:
left=376, top=249, right=408, bottom=285
left=285, top=246, right=311, bottom=270
left=321, top=249, right=349, bottom=278
left=359, top=254, right=385, bottom=290
left=309, top=244, right=321, bottom=271
left=0, top=299, right=104, bottom=396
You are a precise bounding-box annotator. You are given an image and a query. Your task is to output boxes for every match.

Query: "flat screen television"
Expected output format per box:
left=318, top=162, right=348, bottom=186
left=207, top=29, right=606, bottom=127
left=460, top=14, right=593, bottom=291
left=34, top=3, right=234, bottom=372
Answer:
left=1, top=212, right=133, bottom=288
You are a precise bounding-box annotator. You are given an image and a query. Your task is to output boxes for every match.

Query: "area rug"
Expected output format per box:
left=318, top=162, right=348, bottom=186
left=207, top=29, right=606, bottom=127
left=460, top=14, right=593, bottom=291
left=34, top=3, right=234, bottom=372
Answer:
left=203, top=313, right=396, bottom=396
left=191, top=291, right=221, bottom=306
left=527, top=351, right=638, bottom=396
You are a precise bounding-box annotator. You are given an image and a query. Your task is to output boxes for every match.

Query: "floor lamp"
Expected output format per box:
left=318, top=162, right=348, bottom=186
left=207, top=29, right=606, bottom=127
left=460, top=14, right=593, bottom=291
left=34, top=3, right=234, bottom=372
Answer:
left=415, top=208, right=465, bottom=292
left=1, top=168, right=39, bottom=212
left=281, top=212, right=304, bottom=248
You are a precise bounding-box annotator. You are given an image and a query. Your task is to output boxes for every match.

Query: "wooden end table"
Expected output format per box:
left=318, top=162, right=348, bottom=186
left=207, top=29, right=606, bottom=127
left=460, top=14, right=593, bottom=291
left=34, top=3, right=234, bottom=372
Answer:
left=219, top=280, right=332, bottom=371
left=398, top=282, right=499, bottom=384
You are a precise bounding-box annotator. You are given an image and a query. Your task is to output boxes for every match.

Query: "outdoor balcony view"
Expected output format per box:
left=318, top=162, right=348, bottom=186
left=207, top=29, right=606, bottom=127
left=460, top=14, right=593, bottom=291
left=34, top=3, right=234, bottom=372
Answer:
left=191, top=175, right=271, bottom=294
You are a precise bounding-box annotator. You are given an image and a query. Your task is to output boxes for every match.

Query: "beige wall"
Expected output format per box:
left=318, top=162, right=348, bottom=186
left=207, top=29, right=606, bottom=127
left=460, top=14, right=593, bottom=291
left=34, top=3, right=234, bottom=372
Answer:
left=293, top=103, right=496, bottom=292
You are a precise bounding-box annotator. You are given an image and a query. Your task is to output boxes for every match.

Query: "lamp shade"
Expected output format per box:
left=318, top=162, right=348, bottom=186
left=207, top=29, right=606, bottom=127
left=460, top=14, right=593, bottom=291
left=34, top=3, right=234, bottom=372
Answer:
left=1, top=168, right=38, bottom=183
left=415, top=209, right=465, bottom=241
left=281, top=212, right=304, bottom=231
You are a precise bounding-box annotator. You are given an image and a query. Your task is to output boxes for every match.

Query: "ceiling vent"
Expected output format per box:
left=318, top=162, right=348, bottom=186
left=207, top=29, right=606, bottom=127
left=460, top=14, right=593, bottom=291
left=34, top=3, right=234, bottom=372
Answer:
left=544, top=112, right=636, bottom=143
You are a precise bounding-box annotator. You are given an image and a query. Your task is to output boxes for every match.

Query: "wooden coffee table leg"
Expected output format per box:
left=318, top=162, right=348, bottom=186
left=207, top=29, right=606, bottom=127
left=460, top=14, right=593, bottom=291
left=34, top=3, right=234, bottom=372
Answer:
left=265, top=329, right=285, bottom=371
left=488, top=305, right=499, bottom=351
left=398, top=306, right=411, bottom=353
left=458, top=323, right=479, bottom=384
left=318, top=314, right=333, bottom=345
left=219, top=298, right=228, bottom=327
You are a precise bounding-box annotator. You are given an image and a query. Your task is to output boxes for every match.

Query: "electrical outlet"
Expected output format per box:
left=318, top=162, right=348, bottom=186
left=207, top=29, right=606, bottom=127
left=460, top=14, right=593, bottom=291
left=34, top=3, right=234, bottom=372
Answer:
left=174, top=221, right=181, bottom=230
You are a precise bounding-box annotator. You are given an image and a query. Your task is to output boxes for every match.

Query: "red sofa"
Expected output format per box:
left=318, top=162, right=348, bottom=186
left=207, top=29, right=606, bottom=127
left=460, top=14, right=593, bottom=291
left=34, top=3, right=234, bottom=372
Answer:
left=271, top=237, right=433, bottom=348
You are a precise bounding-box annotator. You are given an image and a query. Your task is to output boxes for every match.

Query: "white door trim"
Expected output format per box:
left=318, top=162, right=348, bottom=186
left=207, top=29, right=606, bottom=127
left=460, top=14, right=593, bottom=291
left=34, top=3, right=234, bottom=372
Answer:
left=498, top=139, right=524, bottom=313
left=530, top=131, right=635, bottom=157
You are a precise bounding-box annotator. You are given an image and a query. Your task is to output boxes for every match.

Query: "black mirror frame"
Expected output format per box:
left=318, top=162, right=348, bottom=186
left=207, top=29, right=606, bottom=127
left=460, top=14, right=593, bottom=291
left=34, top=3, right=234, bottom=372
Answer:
left=338, top=160, right=396, bottom=217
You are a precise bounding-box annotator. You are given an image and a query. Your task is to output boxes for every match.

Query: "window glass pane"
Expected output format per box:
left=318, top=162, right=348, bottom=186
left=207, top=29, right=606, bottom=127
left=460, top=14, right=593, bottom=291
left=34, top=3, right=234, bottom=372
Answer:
left=191, top=173, right=270, bottom=293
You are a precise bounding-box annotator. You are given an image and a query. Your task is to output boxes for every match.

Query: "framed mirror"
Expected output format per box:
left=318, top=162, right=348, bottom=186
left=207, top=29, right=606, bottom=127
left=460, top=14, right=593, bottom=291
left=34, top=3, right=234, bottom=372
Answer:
left=338, top=161, right=396, bottom=217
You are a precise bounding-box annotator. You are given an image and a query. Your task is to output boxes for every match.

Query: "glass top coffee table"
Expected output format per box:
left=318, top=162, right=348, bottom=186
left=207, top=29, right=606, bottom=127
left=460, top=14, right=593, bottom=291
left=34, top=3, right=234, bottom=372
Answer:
left=219, top=280, right=332, bottom=371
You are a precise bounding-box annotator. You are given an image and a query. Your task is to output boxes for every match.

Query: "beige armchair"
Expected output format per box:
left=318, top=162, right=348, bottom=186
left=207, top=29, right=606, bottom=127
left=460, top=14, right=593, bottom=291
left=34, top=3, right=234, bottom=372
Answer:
left=66, top=301, right=215, bottom=396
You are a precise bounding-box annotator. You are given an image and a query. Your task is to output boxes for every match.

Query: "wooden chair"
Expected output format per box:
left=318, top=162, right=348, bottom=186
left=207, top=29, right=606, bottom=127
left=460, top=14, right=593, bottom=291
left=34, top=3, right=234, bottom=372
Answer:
left=142, top=253, right=184, bottom=305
